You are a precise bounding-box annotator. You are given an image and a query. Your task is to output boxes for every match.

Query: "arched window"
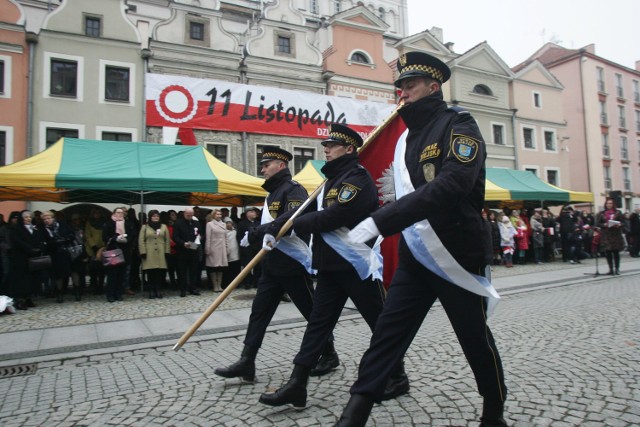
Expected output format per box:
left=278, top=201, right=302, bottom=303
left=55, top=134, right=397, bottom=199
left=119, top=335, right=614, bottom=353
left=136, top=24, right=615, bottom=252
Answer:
left=473, top=84, right=493, bottom=96
left=378, top=7, right=385, bottom=20
left=351, top=52, right=369, bottom=64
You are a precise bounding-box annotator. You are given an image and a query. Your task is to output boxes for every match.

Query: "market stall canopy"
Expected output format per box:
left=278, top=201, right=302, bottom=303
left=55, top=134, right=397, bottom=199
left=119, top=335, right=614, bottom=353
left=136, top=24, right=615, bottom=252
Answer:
left=293, top=161, right=593, bottom=206
left=0, top=138, right=266, bottom=206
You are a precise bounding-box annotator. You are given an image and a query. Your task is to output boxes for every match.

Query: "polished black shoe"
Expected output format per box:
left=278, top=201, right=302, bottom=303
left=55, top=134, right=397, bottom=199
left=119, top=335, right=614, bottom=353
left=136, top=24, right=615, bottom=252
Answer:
left=259, top=364, right=309, bottom=408
left=479, top=398, right=508, bottom=427
left=335, top=394, right=374, bottom=427
left=381, top=372, right=409, bottom=401
left=310, top=351, right=340, bottom=377
left=259, top=382, right=307, bottom=408
left=214, top=345, right=257, bottom=382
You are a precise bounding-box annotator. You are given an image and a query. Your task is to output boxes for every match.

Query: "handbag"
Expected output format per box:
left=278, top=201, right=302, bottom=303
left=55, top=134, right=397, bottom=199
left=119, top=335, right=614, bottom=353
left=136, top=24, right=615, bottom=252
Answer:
left=101, top=248, right=125, bottom=267
left=28, top=255, right=52, bottom=271
left=66, top=244, right=84, bottom=262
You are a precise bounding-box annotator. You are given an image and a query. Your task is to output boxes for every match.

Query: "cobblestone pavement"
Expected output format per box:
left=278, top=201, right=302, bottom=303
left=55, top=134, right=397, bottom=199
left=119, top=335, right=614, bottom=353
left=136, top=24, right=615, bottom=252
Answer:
left=0, top=255, right=631, bottom=334
left=0, top=272, right=638, bottom=426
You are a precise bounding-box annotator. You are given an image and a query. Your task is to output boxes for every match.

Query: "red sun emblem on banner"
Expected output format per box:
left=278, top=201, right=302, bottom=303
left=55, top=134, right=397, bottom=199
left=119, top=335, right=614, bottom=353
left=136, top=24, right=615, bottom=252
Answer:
left=155, top=85, right=198, bottom=124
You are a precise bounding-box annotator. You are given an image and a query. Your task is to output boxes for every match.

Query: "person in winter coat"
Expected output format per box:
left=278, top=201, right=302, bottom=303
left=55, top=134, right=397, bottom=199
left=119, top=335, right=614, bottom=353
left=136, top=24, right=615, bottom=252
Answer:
left=597, top=197, right=625, bottom=275
left=41, top=210, right=76, bottom=303
left=7, top=211, right=45, bottom=310
left=488, top=211, right=502, bottom=265
left=530, top=212, right=545, bottom=264
left=499, top=216, right=516, bottom=267
left=102, top=207, right=136, bottom=302
left=205, top=209, right=228, bottom=292
left=138, top=210, right=171, bottom=299
left=514, top=219, right=529, bottom=265
left=222, top=218, right=240, bottom=289
left=85, top=207, right=105, bottom=294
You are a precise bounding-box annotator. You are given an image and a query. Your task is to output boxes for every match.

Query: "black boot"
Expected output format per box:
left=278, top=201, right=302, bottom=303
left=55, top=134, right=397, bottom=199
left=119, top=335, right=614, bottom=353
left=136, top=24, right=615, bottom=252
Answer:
left=259, top=364, right=309, bottom=408
left=214, top=345, right=258, bottom=382
left=310, top=340, right=340, bottom=377
left=381, top=361, right=409, bottom=401
left=479, top=398, right=508, bottom=427
left=335, top=394, right=374, bottom=427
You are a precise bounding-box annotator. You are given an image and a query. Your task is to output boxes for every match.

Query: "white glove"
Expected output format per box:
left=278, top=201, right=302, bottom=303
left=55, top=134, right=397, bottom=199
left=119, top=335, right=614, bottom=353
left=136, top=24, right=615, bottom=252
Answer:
left=262, top=234, right=278, bottom=251
left=348, top=217, right=380, bottom=244
left=289, top=229, right=297, bottom=238
left=116, top=235, right=127, bottom=244
left=240, top=231, right=249, bottom=247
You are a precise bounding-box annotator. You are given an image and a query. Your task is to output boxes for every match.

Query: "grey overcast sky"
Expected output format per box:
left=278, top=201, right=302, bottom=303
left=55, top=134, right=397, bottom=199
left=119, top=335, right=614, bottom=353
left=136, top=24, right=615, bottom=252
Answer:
left=406, top=0, right=639, bottom=70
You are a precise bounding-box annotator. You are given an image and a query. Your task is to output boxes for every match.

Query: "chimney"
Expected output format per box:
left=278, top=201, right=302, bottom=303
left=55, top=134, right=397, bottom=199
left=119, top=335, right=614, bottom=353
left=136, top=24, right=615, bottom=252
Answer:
left=429, top=26, right=443, bottom=43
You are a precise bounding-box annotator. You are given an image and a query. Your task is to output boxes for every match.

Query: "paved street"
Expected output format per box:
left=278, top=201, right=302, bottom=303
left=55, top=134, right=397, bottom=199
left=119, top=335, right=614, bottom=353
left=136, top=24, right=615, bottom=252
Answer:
left=0, top=259, right=639, bottom=426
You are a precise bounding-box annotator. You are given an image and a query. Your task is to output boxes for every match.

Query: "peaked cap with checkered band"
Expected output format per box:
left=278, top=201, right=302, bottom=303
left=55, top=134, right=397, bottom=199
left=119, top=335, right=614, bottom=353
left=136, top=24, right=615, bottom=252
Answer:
left=260, top=146, right=293, bottom=164
left=394, top=51, right=451, bottom=88
left=321, top=123, right=363, bottom=148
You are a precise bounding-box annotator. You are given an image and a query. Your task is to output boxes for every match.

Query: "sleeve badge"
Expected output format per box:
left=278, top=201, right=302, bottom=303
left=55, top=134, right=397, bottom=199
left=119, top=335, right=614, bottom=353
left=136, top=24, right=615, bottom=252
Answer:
left=451, top=135, right=479, bottom=163
left=338, top=183, right=359, bottom=203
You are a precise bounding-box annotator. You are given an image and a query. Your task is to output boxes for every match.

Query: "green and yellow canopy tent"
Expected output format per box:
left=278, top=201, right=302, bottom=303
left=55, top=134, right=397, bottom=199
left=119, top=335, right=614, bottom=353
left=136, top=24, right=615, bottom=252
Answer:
left=293, top=161, right=593, bottom=208
left=0, top=138, right=267, bottom=206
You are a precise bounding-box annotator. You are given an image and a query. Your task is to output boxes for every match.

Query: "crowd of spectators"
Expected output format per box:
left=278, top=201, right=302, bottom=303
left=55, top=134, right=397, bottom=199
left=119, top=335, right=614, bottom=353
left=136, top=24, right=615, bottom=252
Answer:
left=485, top=203, right=640, bottom=270
left=0, top=206, right=250, bottom=311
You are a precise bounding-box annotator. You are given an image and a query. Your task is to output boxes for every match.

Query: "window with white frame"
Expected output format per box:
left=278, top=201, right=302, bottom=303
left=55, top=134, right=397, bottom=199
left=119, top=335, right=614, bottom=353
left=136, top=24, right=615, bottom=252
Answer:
left=533, top=92, right=542, bottom=108
left=596, top=67, right=605, bottom=92
left=46, top=127, right=79, bottom=150
left=334, top=0, right=341, bottom=13
left=615, top=73, right=624, bottom=98
left=634, top=79, right=640, bottom=103
left=618, top=105, right=626, bottom=128
left=522, top=127, right=535, bottom=149
left=0, top=55, right=11, bottom=98
left=602, top=133, right=610, bottom=157
left=599, top=100, right=607, bottom=124
left=206, top=143, right=228, bottom=164
left=310, top=0, right=318, bottom=14
left=492, top=123, right=505, bottom=145
left=50, top=59, right=78, bottom=97
left=621, top=136, right=628, bottom=160
left=0, top=59, right=5, bottom=95
left=293, top=147, right=315, bottom=174
left=99, top=60, right=134, bottom=105
left=546, top=169, right=559, bottom=186
left=636, top=110, right=640, bottom=132
left=543, top=129, right=556, bottom=151
left=45, top=53, right=83, bottom=101
left=350, top=52, right=369, bottom=64
left=274, top=31, right=295, bottom=58
left=472, top=84, right=493, bottom=96
left=622, top=167, right=631, bottom=191
left=105, top=66, right=129, bottom=102
left=101, top=131, right=132, bottom=142
left=524, top=167, right=538, bottom=176
left=603, top=165, right=611, bottom=190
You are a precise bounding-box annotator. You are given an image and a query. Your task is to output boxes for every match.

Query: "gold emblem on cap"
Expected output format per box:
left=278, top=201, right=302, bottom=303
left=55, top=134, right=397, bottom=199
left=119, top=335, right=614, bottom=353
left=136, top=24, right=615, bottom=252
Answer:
left=399, top=54, right=407, bottom=67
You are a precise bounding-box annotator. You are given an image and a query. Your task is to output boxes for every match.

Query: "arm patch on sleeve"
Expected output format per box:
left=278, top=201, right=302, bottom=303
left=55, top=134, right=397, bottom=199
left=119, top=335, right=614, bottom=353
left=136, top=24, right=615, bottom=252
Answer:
left=450, top=134, right=480, bottom=163
left=338, top=183, right=360, bottom=203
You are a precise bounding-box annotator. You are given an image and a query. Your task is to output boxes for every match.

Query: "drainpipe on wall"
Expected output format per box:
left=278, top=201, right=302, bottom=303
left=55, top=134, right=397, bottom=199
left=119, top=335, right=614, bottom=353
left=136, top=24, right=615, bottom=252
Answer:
left=141, top=48, right=152, bottom=142
left=511, top=108, right=519, bottom=170
left=25, top=31, right=38, bottom=158
left=239, top=61, right=248, bottom=172
left=578, top=49, right=595, bottom=211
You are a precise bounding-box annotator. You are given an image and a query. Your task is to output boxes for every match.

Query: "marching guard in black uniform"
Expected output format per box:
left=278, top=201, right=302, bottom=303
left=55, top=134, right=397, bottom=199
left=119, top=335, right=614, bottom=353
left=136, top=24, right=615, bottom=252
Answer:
left=258, top=125, right=408, bottom=409
left=214, top=147, right=338, bottom=382
left=335, top=52, right=507, bottom=426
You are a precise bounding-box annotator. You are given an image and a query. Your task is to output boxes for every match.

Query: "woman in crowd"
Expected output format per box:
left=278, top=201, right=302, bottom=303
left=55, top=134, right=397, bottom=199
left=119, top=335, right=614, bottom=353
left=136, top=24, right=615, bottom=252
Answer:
left=515, top=218, right=529, bottom=265
left=488, top=210, right=502, bottom=265
left=223, top=217, right=240, bottom=289
left=597, top=197, right=625, bottom=275
left=541, top=209, right=557, bottom=262
left=138, top=210, right=171, bottom=299
left=530, top=211, right=545, bottom=264
left=205, top=209, right=228, bottom=292
left=499, top=215, right=516, bottom=268
left=7, top=211, right=44, bottom=310
left=85, top=207, right=105, bottom=294
left=41, top=210, right=75, bottom=303
left=69, top=213, right=88, bottom=301
left=165, top=209, right=179, bottom=289
left=103, top=207, right=136, bottom=302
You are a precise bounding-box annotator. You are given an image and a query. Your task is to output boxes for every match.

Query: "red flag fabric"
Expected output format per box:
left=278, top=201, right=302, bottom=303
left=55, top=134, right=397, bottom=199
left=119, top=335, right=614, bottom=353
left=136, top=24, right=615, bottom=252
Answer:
left=177, top=128, right=198, bottom=145
left=359, top=112, right=407, bottom=288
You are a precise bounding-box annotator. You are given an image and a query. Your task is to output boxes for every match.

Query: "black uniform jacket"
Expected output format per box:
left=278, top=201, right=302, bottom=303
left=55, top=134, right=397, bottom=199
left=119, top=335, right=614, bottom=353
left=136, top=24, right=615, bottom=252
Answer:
left=371, top=91, right=491, bottom=271
left=270, top=152, right=378, bottom=273
left=250, top=168, right=309, bottom=277
left=172, top=217, right=205, bottom=254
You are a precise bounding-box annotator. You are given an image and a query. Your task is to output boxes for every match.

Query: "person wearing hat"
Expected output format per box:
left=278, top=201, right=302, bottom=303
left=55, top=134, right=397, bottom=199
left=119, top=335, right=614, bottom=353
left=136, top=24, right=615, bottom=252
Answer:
left=336, top=52, right=508, bottom=426
left=235, top=206, right=261, bottom=288
left=258, top=124, right=408, bottom=409
left=215, top=146, right=339, bottom=383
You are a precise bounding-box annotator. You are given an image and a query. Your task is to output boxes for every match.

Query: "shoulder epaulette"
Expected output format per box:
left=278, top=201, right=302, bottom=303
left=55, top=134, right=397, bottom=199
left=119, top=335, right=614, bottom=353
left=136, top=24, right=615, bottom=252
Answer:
left=447, top=105, right=470, bottom=115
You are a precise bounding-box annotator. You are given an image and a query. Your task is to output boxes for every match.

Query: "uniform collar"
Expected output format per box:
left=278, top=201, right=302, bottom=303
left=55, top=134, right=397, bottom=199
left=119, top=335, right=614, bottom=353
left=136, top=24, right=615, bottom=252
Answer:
left=321, top=152, right=359, bottom=179
left=262, top=168, right=292, bottom=193
left=399, top=91, right=447, bottom=130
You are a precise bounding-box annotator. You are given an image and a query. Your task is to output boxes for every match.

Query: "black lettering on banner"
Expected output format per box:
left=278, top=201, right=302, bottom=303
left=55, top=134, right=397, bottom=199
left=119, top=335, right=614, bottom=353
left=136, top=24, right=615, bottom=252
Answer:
left=241, top=91, right=257, bottom=120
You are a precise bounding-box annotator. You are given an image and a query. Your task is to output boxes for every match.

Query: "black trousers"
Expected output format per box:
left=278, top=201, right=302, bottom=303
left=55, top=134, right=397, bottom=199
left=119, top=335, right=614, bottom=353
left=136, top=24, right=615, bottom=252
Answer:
left=244, top=271, right=316, bottom=350
left=177, top=250, right=200, bottom=293
left=350, top=266, right=506, bottom=403
left=293, top=269, right=385, bottom=368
